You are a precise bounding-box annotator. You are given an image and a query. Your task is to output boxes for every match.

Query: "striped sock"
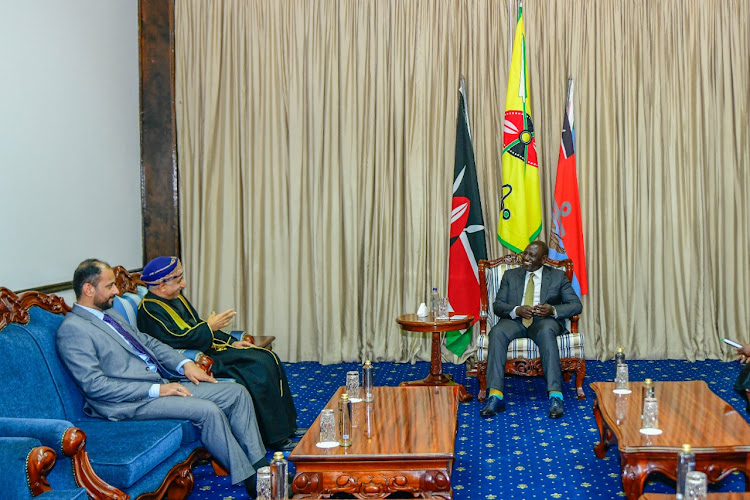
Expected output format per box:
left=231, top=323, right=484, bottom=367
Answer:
left=549, top=391, right=563, bottom=401
left=489, top=389, right=504, bottom=400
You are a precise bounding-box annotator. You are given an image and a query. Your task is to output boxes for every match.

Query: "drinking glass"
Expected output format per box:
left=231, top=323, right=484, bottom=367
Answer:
left=346, top=371, right=361, bottom=401
left=436, top=297, right=450, bottom=320
left=613, top=363, right=631, bottom=394
left=684, top=471, right=707, bottom=500
left=255, top=466, right=272, bottom=500
left=615, top=393, right=628, bottom=425
left=640, top=397, right=661, bottom=435
left=317, top=409, right=338, bottom=448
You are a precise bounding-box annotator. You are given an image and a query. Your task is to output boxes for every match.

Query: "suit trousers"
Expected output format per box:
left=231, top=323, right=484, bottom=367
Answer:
left=486, top=317, right=564, bottom=394
left=131, top=381, right=265, bottom=485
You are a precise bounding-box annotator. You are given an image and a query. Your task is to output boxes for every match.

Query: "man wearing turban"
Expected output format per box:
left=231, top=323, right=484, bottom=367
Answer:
left=136, top=256, right=301, bottom=451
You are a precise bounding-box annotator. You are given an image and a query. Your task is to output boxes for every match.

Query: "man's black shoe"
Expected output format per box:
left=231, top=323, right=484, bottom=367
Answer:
left=548, top=398, right=564, bottom=419
left=270, top=438, right=297, bottom=452
left=479, top=395, right=506, bottom=417
left=293, top=427, right=309, bottom=438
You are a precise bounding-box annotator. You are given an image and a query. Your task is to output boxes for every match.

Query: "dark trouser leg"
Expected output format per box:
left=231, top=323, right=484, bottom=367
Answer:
left=527, top=318, right=564, bottom=393
left=487, top=319, right=527, bottom=393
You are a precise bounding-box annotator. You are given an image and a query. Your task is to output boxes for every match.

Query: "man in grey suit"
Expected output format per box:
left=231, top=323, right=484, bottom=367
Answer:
left=56, top=259, right=267, bottom=498
left=480, top=241, right=582, bottom=419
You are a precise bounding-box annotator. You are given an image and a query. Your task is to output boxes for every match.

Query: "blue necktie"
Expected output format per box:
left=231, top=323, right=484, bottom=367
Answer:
left=102, top=314, right=174, bottom=377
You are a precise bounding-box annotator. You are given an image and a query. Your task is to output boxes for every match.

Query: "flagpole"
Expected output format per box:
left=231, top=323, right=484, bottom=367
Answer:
left=458, top=75, right=472, bottom=142
left=567, top=77, right=574, bottom=106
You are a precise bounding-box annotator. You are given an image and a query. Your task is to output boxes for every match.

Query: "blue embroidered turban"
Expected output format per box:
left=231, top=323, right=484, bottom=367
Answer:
left=141, top=256, right=181, bottom=285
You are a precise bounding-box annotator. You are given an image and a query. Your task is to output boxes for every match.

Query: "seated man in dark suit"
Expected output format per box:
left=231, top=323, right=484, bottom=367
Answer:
left=480, top=241, right=582, bottom=419
left=136, top=256, right=302, bottom=452
left=56, top=259, right=267, bottom=498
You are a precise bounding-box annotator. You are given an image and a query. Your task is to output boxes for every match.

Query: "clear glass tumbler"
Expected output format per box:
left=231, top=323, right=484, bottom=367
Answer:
left=318, top=409, right=337, bottom=447
left=255, top=466, right=272, bottom=500
left=346, top=370, right=361, bottom=401
left=437, top=297, right=450, bottom=320
left=684, top=470, right=707, bottom=500
left=641, top=397, right=659, bottom=430
left=614, top=363, right=630, bottom=393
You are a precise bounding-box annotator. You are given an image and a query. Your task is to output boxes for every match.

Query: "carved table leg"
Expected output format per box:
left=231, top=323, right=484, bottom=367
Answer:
left=592, top=397, right=611, bottom=459
left=621, top=459, right=649, bottom=500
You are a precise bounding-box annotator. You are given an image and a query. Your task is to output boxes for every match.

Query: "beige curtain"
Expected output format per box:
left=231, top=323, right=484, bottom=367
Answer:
left=175, top=0, right=750, bottom=364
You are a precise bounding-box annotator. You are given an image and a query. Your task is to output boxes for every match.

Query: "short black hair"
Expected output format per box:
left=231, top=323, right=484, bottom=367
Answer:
left=529, top=240, right=550, bottom=256
left=73, top=259, right=111, bottom=299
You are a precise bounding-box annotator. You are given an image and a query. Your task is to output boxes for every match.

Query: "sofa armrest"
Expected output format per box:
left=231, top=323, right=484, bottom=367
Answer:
left=231, top=331, right=275, bottom=349
left=0, top=417, right=75, bottom=450
left=0, top=418, right=126, bottom=500
left=230, top=330, right=252, bottom=343
left=0, top=437, right=54, bottom=498
left=177, top=349, right=214, bottom=375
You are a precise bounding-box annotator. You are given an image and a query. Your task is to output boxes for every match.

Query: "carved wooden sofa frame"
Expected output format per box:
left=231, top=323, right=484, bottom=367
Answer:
left=0, top=286, right=211, bottom=500
left=468, top=254, right=587, bottom=402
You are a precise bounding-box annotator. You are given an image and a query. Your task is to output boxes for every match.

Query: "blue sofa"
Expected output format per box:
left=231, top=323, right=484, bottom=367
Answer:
left=0, top=436, right=87, bottom=500
left=0, top=287, right=210, bottom=499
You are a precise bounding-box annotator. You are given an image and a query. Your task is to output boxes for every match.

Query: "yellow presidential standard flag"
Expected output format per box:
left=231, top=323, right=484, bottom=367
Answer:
left=497, top=4, right=542, bottom=253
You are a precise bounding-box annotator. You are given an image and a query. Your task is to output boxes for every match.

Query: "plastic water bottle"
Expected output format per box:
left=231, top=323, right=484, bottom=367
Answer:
left=270, top=451, right=288, bottom=500
left=642, top=378, right=655, bottom=401
left=362, top=360, right=374, bottom=402
left=615, top=347, right=626, bottom=365
left=430, top=287, right=439, bottom=316
left=676, top=443, right=695, bottom=499
left=338, top=393, right=353, bottom=447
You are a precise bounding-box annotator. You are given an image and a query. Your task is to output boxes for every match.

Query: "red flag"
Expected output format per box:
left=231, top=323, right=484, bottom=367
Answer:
left=549, top=78, right=588, bottom=296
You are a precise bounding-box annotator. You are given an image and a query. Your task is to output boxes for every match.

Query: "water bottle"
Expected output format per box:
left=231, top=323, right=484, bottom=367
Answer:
left=615, top=347, right=626, bottom=365
left=676, top=443, right=695, bottom=499
left=430, top=287, right=439, bottom=316
left=642, top=378, right=655, bottom=401
left=365, top=402, right=374, bottom=438
left=270, top=451, right=288, bottom=500
left=338, top=393, right=353, bottom=447
left=362, top=360, right=374, bottom=402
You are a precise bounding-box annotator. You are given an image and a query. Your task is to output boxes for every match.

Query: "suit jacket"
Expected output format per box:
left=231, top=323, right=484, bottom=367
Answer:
left=492, top=265, right=582, bottom=332
left=56, top=305, right=189, bottom=420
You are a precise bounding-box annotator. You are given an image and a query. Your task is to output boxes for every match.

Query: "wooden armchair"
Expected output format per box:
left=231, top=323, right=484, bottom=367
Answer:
left=467, top=254, right=586, bottom=401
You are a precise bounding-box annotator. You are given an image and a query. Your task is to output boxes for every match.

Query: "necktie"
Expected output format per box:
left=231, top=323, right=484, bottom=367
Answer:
left=102, top=314, right=170, bottom=376
left=522, top=274, right=535, bottom=328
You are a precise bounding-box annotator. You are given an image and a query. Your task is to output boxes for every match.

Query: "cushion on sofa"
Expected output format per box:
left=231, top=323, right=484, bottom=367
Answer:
left=1, top=323, right=72, bottom=420
left=112, top=286, right=148, bottom=329
left=24, top=308, right=88, bottom=421
left=80, top=419, right=183, bottom=489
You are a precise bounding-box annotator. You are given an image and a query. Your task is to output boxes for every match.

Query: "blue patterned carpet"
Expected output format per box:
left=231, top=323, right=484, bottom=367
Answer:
left=189, top=359, right=749, bottom=499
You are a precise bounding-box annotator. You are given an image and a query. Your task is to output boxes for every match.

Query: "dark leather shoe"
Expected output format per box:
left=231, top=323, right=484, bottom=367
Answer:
left=271, top=438, right=297, bottom=452
left=480, top=395, right=506, bottom=417
left=548, top=398, right=564, bottom=419
left=293, top=427, right=309, bottom=438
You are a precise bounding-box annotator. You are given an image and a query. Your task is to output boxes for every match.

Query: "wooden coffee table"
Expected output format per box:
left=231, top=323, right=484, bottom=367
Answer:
left=591, top=381, right=750, bottom=500
left=289, top=385, right=459, bottom=499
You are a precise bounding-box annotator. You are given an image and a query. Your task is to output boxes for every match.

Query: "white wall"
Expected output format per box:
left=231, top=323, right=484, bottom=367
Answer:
left=0, top=0, right=142, bottom=291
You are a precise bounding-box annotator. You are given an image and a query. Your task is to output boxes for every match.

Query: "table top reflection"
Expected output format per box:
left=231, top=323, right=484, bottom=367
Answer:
left=289, top=385, right=459, bottom=462
left=592, top=381, right=750, bottom=453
